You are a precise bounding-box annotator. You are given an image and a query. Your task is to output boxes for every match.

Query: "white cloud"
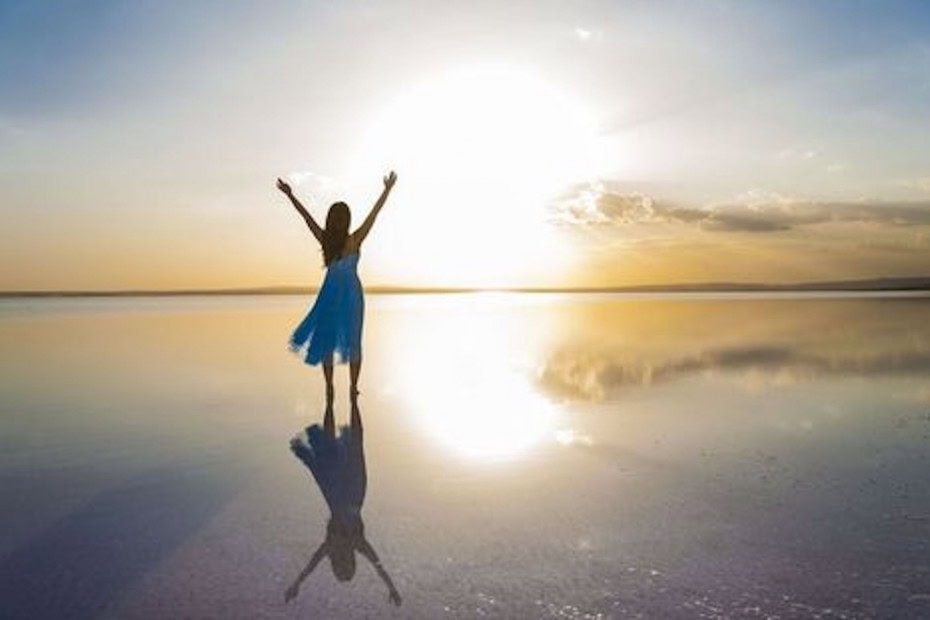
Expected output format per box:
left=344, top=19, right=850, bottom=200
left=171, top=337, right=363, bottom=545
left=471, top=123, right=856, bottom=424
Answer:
left=285, top=171, right=345, bottom=206
left=551, top=181, right=930, bottom=232
left=895, top=177, right=930, bottom=194
left=776, top=146, right=820, bottom=161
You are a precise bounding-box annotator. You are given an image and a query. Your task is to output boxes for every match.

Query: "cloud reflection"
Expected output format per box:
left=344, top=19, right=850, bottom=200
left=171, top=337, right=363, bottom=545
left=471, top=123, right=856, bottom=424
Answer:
left=540, top=344, right=930, bottom=402
left=538, top=298, right=930, bottom=402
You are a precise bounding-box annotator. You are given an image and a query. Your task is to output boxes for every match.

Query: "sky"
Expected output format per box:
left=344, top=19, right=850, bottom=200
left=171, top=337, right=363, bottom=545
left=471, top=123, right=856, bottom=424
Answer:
left=1, top=0, right=929, bottom=290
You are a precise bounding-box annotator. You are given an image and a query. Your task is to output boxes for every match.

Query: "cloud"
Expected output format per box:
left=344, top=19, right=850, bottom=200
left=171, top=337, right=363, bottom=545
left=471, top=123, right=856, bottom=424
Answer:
left=895, top=177, right=930, bottom=194
left=551, top=182, right=930, bottom=233
left=572, top=26, right=603, bottom=43
left=776, top=147, right=819, bottom=161
left=551, top=181, right=706, bottom=227
left=284, top=171, right=346, bottom=206
left=574, top=27, right=592, bottom=41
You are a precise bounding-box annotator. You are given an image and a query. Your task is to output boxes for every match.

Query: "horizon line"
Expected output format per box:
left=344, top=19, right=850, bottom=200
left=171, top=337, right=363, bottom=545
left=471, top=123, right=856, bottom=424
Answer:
left=2, top=276, right=930, bottom=298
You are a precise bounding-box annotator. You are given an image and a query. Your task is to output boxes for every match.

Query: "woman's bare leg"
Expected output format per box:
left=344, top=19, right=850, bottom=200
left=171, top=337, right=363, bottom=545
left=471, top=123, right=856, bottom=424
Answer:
left=350, top=397, right=363, bottom=437
left=323, top=355, right=335, bottom=438
left=350, top=392, right=366, bottom=500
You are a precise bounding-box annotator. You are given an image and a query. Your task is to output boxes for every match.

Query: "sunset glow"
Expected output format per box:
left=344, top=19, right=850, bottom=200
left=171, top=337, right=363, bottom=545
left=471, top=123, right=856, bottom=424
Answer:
left=1, top=2, right=929, bottom=291
left=349, top=64, right=602, bottom=287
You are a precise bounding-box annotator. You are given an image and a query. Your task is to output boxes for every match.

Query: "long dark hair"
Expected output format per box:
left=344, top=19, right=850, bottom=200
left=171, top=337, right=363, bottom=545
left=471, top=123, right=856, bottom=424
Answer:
left=322, top=202, right=351, bottom=267
left=326, top=515, right=363, bottom=581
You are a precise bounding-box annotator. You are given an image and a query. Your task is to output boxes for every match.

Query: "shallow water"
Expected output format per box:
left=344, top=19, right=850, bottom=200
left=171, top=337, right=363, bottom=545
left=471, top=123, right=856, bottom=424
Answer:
left=1, top=293, right=929, bottom=618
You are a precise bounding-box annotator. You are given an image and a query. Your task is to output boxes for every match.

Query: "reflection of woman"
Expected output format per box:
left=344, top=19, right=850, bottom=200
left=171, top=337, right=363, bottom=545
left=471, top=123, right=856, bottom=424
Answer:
left=286, top=405, right=401, bottom=606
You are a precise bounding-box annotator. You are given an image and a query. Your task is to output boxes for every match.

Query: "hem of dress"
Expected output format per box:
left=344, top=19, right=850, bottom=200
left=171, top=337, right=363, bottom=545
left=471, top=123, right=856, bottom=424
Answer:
left=288, top=345, right=361, bottom=367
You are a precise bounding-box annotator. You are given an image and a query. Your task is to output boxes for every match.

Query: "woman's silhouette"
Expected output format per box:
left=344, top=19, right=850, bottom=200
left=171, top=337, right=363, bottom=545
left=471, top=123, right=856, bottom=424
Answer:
left=286, top=404, right=401, bottom=605
left=277, top=172, right=397, bottom=409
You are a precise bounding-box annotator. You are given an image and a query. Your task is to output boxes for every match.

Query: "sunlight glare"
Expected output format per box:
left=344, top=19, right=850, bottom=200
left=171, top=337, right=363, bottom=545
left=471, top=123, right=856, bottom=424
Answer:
left=389, top=299, right=559, bottom=462
left=349, top=64, right=604, bottom=287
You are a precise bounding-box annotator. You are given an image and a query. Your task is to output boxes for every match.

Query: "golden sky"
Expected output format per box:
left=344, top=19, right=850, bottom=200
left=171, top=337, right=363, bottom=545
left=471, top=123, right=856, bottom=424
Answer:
left=2, top=1, right=930, bottom=290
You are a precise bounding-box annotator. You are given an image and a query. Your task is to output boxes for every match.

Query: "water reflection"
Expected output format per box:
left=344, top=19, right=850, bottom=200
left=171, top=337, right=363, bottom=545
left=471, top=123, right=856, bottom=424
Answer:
left=382, top=298, right=558, bottom=461
left=537, top=297, right=930, bottom=402
left=2, top=295, right=930, bottom=616
left=286, top=404, right=401, bottom=606
left=540, top=342, right=930, bottom=402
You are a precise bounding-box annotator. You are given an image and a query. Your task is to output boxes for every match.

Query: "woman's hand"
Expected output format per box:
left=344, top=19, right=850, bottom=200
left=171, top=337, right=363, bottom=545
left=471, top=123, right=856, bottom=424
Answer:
left=276, top=178, right=293, bottom=195
left=383, top=171, right=397, bottom=191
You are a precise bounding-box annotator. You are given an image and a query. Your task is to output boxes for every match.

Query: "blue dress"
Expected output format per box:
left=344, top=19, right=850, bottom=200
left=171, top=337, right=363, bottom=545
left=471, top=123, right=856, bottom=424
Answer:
left=289, top=253, right=364, bottom=365
left=290, top=424, right=366, bottom=520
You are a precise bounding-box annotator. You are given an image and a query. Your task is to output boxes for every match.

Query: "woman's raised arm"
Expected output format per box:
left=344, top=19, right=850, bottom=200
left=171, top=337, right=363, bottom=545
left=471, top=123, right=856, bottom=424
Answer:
left=284, top=541, right=328, bottom=602
left=358, top=538, right=402, bottom=606
left=277, top=178, right=324, bottom=243
left=352, top=171, right=397, bottom=246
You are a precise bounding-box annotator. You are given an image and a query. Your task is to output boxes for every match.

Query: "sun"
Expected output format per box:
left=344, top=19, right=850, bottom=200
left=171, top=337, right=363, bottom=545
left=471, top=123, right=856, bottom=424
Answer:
left=348, top=63, right=604, bottom=288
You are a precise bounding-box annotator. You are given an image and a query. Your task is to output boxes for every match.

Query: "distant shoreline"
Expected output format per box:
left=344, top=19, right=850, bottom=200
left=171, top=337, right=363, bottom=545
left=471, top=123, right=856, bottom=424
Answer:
left=2, top=277, right=929, bottom=298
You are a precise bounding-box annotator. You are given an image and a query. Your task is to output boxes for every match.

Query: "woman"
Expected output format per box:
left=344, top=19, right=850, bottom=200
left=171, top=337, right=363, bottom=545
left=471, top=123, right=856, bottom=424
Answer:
left=276, top=172, right=397, bottom=409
